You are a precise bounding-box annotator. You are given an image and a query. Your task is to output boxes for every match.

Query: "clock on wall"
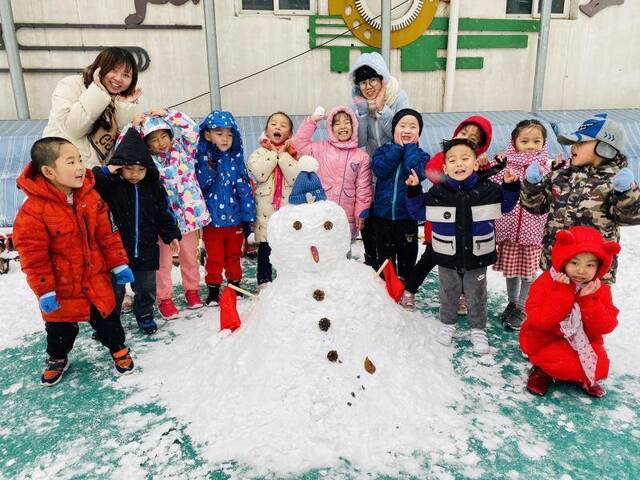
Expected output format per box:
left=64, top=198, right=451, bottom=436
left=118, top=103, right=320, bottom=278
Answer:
left=328, top=0, right=440, bottom=49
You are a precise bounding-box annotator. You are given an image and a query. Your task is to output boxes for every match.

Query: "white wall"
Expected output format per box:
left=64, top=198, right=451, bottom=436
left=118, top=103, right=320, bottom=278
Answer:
left=1, top=0, right=639, bottom=120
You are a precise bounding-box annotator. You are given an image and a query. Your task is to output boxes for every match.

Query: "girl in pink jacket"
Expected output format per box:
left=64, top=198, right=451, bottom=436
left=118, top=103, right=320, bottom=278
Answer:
left=293, top=106, right=373, bottom=239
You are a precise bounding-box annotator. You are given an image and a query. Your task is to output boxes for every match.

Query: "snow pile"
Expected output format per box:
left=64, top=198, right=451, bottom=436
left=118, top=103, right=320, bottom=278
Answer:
left=127, top=199, right=469, bottom=475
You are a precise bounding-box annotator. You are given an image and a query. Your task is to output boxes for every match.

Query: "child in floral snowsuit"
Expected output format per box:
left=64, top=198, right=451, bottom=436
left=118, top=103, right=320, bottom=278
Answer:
left=118, top=109, right=211, bottom=319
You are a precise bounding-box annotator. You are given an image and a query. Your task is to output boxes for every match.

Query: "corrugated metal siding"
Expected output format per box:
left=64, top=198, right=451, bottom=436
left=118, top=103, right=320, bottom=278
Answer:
left=2, top=109, right=639, bottom=227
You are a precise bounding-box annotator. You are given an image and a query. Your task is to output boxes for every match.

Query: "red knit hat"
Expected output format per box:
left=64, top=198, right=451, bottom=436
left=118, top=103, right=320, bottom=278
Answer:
left=551, top=226, right=621, bottom=279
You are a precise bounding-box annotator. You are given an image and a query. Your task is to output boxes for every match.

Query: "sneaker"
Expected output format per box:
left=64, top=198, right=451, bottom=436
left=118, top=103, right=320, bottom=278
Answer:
left=185, top=289, right=204, bottom=309
left=581, top=381, right=606, bottom=398
left=504, top=307, right=526, bottom=331
left=526, top=366, right=552, bottom=396
left=457, top=295, right=468, bottom=315
left=121, top=293, right=133, bottom=314
left=41, top=358, right=69, bottom=387
left=158, top=299, right=179, bottom=319
left=400, top=291, right=416, bottom=311
left=205, top=284, right=220, bottom=306
left=112, top=347, right=135, bottom=375
left=436, top=324, right=456, bottom=346
left=136, top=315, right=158, bottom=334
left=470, top=329, right=490, bottom=355
left=499, top=302, right=517, bottom=324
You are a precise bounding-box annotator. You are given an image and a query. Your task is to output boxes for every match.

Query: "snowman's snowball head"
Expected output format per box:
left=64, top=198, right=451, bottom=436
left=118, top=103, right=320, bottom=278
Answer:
left=269, top=200, right=350, bottom=274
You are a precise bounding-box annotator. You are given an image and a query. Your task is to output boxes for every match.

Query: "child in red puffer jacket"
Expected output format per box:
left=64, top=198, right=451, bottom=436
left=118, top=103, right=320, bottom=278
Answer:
left=520, top=226, right=620, bottom=398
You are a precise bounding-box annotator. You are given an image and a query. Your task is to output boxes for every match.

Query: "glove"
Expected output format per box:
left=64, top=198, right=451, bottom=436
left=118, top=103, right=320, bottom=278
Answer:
left=525, top=163, right=543, bottom=184
left=113, top=265, right=135, bottom=285
left=354, top=98, right=368, bottom=116
left=39, top=292, right=61, bottom=314
left=241, top=222, right=253, bottom=239
left=613, top=167, right=634, bottom=192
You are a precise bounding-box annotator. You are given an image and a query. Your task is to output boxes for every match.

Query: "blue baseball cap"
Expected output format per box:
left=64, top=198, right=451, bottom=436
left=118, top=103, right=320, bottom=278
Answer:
left=557, top=113, right=625, bottom=153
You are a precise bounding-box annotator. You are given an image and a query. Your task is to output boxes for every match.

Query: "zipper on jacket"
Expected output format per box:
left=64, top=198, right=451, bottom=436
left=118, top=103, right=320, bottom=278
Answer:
left=338, top=151, right=350, bottom=208
left=391, top=164, right=401, bottom=221
left=514, top=205, right=524, bottom=243
left=134, top=184, right=139, bottom=258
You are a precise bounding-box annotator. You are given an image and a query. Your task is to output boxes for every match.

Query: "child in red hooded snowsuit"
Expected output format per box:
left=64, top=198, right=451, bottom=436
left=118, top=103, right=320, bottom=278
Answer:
left=520, top=226, right=620, bottom=398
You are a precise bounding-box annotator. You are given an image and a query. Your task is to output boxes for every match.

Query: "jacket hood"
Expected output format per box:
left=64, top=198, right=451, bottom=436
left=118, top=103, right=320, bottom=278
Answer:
left=326, top=105, right=359, bottom=148
left=198, top=111, right=243, bottom=158
left=139, top=115, right=175, bottom=139
left=349, top=52, right=391, bottom=85
left=109, top=128, right=158, bottom=174
left=551, top=226, right=621, bottom=279
left=453, top=115, right=493, bottom=156
left=17, top=162, right=96, bottom=203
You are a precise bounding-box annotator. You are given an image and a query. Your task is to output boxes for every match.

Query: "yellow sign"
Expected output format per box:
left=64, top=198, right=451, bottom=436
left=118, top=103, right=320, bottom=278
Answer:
left=328, top=0, right=440, bottom=49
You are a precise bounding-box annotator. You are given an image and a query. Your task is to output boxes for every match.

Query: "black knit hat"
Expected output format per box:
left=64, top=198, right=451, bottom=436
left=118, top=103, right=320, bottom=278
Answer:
left=353, top=65, right=383, bottom=85
left=392, top=109, right=423, bottom=136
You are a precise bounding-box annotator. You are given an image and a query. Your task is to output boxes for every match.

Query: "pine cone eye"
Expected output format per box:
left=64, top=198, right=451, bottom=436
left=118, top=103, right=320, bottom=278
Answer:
left=293, top=221, right=302, bottom=230
left=323, top=221, right=333, bottom=230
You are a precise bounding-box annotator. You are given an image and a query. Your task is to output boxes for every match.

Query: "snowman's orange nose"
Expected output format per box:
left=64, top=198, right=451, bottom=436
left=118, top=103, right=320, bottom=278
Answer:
left=310, top=246, right=319, bottom=263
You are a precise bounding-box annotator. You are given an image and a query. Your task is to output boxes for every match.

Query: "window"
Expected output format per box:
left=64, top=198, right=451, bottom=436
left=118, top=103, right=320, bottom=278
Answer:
left=506, top=0, right=569, bottom=17
left=240, top=0, right=315, bottom=14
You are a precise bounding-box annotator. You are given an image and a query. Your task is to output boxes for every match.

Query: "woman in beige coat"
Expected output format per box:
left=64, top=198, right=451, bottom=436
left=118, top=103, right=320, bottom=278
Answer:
left=44, top=47, right=142, bottom=168
left=247, top=112, right=299, bottom=288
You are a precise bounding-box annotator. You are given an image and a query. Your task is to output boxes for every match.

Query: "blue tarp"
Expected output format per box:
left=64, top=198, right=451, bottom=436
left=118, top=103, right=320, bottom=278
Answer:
left=1, top=109, right=639, bottom=227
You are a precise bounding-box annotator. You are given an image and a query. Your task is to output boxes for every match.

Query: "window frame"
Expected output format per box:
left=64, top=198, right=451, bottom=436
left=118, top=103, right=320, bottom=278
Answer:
left=237, top=0, right=317, bottom=16
left=505, top=0, right=576, bottom=20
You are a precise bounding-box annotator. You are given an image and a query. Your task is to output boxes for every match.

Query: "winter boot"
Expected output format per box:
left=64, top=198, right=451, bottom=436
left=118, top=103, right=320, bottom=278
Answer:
left=499, top=302, right=517, bottom=324
left=436, top=324, right=456, bottom=346
left=580, top=381, right=606, bottom=398
left=205, top=284, right=221, bottom=306
left=136, top=314, right=158, bottom=335
left=400, top=291, right=416, bottom=311
left=112, top=347, right=135, bottom=375
left=257, top=282, right=271, bottom=293
left=457, top=295, right=468, bottom=315
left=41, top=358, right=69, bottom=387
left=158, top=299, right=179, bottom=319
left=185, top=289, right=204, bottom=309
left=470, top=329, right=490, bottom=355
left=228, top=281, right=244, bottom=298
left=504, top=307, right=526, bottom=331
left=526, top=366, right=552, bottom=396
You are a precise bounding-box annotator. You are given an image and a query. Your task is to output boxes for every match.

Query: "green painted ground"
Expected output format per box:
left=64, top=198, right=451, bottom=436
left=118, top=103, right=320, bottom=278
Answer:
left=1, top=255, right=638, bottom=479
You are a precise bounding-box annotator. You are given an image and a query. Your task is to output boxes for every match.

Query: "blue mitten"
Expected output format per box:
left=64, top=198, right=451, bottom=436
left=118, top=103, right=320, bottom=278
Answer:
left=613, top=167, right=634, bottom=192
left=39, top=292, right=61, bottom=313
left=525, top=163, right=543, bottom=184
left=113, top=265, right=135, bottom=285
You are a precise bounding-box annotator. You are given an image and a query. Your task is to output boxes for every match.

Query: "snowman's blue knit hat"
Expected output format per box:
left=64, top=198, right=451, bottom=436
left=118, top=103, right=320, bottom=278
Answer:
left=288, top=156, right=327, bottom=205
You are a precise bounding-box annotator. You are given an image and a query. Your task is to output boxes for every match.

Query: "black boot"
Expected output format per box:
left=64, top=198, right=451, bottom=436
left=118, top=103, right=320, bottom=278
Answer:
left=228, top=280, right=244, bottom=298
left=205, top=284, right=220, bottom=306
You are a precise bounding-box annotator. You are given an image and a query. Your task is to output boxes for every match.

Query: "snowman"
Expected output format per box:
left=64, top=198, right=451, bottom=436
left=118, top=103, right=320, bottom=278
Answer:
left=181, top=157, right=466, bottom=472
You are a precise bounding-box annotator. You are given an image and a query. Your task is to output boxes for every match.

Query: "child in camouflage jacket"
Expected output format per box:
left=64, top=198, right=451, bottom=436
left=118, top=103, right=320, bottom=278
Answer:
left=521, top=113, right=640, bottom=283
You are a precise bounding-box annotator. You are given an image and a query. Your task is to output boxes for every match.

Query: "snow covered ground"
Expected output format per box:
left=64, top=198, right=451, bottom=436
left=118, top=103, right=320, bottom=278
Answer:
left=1, top=227, right=639, bottom=478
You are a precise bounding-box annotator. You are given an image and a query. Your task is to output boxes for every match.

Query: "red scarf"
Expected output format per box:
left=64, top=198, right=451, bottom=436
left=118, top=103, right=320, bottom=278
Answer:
left=260, top=135, right=298, bottom=210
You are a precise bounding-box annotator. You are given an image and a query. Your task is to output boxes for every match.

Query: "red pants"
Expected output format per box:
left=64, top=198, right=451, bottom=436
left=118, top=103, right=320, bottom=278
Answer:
left=529, top=341, right=610, bottom=384
left=202, top=225, right=244, bottom=285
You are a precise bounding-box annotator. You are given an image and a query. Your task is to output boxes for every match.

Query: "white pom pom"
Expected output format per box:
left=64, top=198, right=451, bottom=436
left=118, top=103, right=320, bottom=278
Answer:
left=298, top=155, right=319, bottom=173
left=312, top=106, right=325, bottom=117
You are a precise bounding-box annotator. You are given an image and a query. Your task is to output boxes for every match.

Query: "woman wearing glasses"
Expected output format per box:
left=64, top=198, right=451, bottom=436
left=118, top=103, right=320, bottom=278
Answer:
left=349, top=52, right=410, bottom=268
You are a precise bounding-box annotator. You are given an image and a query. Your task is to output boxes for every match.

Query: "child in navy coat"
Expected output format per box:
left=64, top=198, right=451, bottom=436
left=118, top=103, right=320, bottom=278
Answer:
left=94, top=129, right=181, bottom=333
left=370, top=108, right=429, bottom=281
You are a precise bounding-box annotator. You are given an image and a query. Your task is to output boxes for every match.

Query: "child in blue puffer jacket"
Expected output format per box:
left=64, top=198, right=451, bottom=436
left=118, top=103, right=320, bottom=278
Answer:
left=370, top=108, right=429, bottom=281
left=196, top=111, right=256, bottom=306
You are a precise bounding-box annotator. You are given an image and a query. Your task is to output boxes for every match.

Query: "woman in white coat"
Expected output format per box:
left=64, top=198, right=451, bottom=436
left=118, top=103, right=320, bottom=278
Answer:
left=44, top=47, right=142, bottom=167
